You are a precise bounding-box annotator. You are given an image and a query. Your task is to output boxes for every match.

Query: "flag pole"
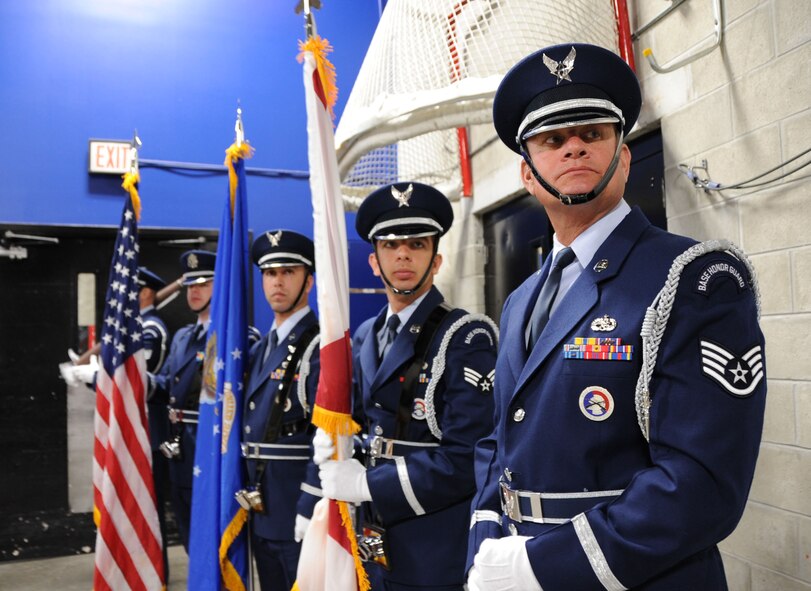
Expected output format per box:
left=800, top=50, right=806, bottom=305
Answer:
left=294, top=4, right=369, bottom=589
left=232, top=103, right=255, bottom=591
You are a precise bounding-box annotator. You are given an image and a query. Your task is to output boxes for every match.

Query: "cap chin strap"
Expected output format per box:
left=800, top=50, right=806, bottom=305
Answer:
left=194, top=297, right=211, bottom=315
left=520, top=128, right=625, bottom=206
left=376, top=240, right=438, bottom=296
left=278, top=270, right=311, bottom=315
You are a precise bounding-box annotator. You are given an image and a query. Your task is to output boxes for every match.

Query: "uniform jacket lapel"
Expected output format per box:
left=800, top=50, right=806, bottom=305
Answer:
left=359, top=307, right=386, bottom=395
left=247, top=311, right=318, bottom=399
left=176, top=327, right=202, bottom=373
left=503, top=257, right=553, bottom=381
left=369, top=287, right=443, bottom=393
left=247, top=333, right=272, bottom=397
left=512, top=207, right=651, bottom=398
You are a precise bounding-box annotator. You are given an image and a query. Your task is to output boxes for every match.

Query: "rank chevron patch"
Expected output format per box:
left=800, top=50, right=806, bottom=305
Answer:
left=700, top=340, right=764, bottom=397
left=464, top=367, right=495, bottom=393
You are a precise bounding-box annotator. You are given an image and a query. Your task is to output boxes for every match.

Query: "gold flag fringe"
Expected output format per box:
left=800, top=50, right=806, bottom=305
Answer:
left=224, top=142, right=254, bottom=216
left=297, top=36, right=339, bottom=121
left=311, top=404, right=360, bottom=437
left=219, top=507, right=249, bottom=591
left=121, top=171, right=141, bottom=220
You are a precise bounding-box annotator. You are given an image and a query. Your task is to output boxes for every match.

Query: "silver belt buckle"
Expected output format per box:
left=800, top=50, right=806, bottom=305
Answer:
left=500, top=481, right=522, bottom=523
left=369, top=436, right=383, bottom=460
left=168, top=408, right=180, bottom=424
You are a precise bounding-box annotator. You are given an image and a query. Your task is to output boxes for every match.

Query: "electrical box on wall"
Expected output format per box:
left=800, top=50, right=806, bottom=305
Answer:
left=88, top=139, right=132, bottom=174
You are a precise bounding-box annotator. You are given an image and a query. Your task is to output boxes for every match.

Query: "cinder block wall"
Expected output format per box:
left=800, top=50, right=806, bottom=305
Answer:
left=633, top=1, right=810, bottom=588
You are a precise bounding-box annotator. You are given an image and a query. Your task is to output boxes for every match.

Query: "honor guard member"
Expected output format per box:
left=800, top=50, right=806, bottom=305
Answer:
left=137, top=267, right=172, bottom=575
left=152, top=249, right=216, bottom=553
left=240, top=230, right=321, bottom=591
left=316, top=183, right=498, bottom=590
left=466, top=44, right=767, bottom=591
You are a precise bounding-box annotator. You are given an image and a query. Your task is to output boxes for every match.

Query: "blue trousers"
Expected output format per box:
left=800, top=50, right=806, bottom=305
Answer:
left=251, top=534, right=301, bottom=591
left=169, top=484, right=192, bottom=553
left=364, top=562, right=463, bottom=591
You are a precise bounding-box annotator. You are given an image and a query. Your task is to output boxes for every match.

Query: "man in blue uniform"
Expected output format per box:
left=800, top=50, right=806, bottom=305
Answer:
left=137, top=267, right=172, bottom=575
left=317, top=183, right=498, bottom=590
left=466, top=43, right=767, bottom=590
left=152, top=249, right=215, bottom=553
left=240, top=229, right=322, bottom=591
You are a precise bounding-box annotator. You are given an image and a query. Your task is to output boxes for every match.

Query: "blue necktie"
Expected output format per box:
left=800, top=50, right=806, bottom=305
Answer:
left=380, top=315, right=400, bottom=360
left=526, top=247, right=577, bottom=350
left=263, top=329, right=278, bottom=363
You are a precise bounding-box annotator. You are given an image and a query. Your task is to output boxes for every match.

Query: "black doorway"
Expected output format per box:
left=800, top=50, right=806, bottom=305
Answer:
left=0, top=224, right=221, bottom=561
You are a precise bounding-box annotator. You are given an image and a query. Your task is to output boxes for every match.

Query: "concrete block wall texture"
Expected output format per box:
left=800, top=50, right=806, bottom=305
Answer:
left=633, top=0, right=811, bottom=588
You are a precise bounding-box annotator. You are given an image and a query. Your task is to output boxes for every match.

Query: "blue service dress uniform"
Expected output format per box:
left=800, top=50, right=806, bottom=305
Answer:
left=142, top=306, right=170, bottom=569
left=468, top=207, right=767, bottom=590
left=242, top=310, right=321, bottom=590
left=354, top=286, right=497, bottom=589
left=153, top=321, right=207, bottom=551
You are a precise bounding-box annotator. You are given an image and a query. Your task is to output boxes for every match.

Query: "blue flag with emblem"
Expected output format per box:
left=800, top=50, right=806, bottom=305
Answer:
left=188, top=138, right=253, bottom=590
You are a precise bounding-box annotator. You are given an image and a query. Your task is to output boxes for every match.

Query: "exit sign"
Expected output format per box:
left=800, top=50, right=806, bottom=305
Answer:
left=88, top=139, right=132, bottom=174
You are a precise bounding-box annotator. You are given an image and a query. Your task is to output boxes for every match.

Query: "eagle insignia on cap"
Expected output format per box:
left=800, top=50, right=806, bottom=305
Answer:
left=391, top=183, right=414, bottom=208
left=542, top=47, right=576, bottom=85
left=188, top=253, right=199, bottom=269
left=267, top=230, right=283, bottom=247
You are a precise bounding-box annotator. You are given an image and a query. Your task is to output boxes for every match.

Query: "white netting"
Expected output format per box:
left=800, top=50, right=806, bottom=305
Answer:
left=336, top=0, right=620, bottom=207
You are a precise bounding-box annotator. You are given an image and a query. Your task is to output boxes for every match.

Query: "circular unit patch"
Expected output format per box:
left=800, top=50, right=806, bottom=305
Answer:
left=412, top=398, right=427, bottom=420
left=578, top=386, right=614, bottom=422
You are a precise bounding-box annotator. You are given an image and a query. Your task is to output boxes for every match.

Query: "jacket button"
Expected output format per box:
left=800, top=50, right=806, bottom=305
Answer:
left=513, top=408, right=526, bottom=422
left=249, top=401, right=255, bottom=410
left=244, top=425, right=251, bottom=434
left=174, top=376, right=180, bottom=383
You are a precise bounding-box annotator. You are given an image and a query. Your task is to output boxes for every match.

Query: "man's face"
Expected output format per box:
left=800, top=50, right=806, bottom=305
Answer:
left=521, top=122, right=630, bottom=208
left=369, top=236, right=441, bottom=295
left=262, top=265, right=312, bottom=314
left=139, top=287, right=156, bottom=310
left=186, top=280, right=213, bottom=313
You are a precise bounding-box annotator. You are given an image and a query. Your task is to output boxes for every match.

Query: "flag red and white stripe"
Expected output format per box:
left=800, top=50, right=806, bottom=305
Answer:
left=295, top=38, right=367, bottom=591
left=93, top=192, right=164, bottom=591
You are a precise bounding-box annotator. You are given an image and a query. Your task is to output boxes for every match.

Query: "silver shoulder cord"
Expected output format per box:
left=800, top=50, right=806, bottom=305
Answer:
left=423, top=313, right=500, bottom=440
left=297, top=334, right=321, bottom=416
left=634, top=239, right=762, bottom=441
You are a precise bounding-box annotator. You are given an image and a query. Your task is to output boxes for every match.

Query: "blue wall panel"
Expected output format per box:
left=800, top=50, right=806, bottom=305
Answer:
left=0, top=0, right=382, bottom=330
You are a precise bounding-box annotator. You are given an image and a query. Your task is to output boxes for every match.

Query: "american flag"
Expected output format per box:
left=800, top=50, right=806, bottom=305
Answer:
left=93, top=194, right=164, bottom=590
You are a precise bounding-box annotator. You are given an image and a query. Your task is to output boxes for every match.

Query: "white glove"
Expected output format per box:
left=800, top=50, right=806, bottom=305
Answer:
left=312, top=428, right=335, bottom=465
left=59, top=361, right=80, bottom=387
left=318, top=459, right=371, bottom=504
left=72, top=355, right=100, bottom=386
left=468, top=536, right=541, bottom=591
left=294, top=513, right=311, bottom=543
left=67, top=348, right=80, bottom=363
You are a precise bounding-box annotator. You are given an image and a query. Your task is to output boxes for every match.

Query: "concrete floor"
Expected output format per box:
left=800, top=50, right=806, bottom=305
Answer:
left=0, top=545, right=189, bottom=590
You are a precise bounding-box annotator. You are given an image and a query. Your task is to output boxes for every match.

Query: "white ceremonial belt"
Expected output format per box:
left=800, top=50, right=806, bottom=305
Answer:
left=167, top=407, right=199, bottom=425
left=500, top=482, right=624, bottom=525
left=240, top=442, right=310, bottom=461
left=366, top=434, right=439, bottom=460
